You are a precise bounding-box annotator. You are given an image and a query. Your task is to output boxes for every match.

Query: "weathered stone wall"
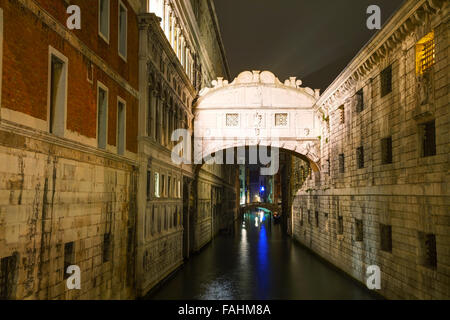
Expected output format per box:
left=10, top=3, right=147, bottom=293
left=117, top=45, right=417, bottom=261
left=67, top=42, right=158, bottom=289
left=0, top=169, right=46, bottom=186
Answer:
left=0, top=128, right=137, bottom=299
left=293, top=0, right=449, bottom=300
left=0, top=0, right=140, bottom=299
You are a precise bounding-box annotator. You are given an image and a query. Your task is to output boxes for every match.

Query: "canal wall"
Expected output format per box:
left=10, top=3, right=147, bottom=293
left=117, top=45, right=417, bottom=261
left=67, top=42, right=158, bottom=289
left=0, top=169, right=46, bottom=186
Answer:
left=292, top=0, right=449, bottom=300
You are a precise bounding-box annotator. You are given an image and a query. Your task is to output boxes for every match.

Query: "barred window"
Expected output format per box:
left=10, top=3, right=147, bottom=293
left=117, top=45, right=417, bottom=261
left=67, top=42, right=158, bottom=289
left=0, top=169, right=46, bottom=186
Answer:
left=381, top=137, right=393, bottom=164
left=339, top=154, right=345, bottom=173
left=355, top=219, right=363, bottom=242
left=226, top=113, right=239, bottom=127
left=0, top=254, right=17, bottom=299
left=338, top=105, right=345, bottom=124
left=356, top=89, right=364, bottom=113
left=337, top=216, right=344, bottom=235
left=380, top=224, right=392, bottom=252
left=315, top=211, right=319, bottom=228
left=357, top=146, right=364, bottom=169
left=416, top=31, right=435, bottom=75
left=418, top=232, right=437, bottom=269
left=275, top=113, right=288, bottom=127
left=380, top=65, right=392, bottom=97
left=421, top=120, right=436, bottom=157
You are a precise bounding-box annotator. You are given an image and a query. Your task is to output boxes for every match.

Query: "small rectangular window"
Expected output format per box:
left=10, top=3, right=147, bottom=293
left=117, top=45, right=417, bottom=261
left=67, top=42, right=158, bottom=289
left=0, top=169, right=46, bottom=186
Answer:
left=154, top=172, right=160, bottom=198
left=275, top=113, right=288, bottom=127
left=338, top=105, right=345, bottom=124
left=49, top=52, right=67, bottom=137
left=103, top=233, right=112, bottom=262
left=356, top=89, right=364, bottom=113
left=337, top=216, right=344, bottom=235
left=308, top=210, right=311, bottom=225
left=99, top=0, right=110, bottom=42
left=339, top=154, right=345, bottom=173
left=97, top=84, right=108, bottom=149
left=146, top=170, right=151, bottom=199
left=117, top=100, right=126, bottom=155
left=421, top=120, right=436, bottom=157
left=64, top=242, right=75, bottom=279
left=355, top=219, right=363, bottom=242
left=380, top=224, right=392, bottom=252
left=418, top=232, right=437, bottom=269
left=381, top=137, right=393, bottom=164
left=0, top=254, right=18, bottom=300
left=416, top=31, right=435, bottom=75
left=118, top=1, right=127, bottom=60
left=315, top=211, right=319, bottom=228
left=161, top=175, right=165, bottom=197
left=226, top=113, right=239, bottom=127
left=168, top=177, right=171, bottom=198
left=357, top=146, right=364, bottom=169
left=380, top=65, right=392, bottom=97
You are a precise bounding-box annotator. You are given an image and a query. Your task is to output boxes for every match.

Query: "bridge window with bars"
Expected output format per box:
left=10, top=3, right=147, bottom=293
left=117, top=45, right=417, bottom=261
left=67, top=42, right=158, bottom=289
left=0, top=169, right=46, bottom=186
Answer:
left=275, top=113, right=288, bottom=127
left=226, top=113, right=239, bottom=127
left=416, top=31, right=436, bottom=75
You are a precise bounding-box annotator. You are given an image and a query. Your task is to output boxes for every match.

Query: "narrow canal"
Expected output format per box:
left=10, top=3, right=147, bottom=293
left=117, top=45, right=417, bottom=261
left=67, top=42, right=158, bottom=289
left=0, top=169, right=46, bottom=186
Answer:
left=146, top=212, right=378, bottom=300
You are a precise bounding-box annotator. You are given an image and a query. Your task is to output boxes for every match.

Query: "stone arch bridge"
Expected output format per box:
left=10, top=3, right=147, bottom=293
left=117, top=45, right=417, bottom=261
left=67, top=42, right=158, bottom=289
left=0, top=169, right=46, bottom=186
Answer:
left=193, top=70, right=323, bottom=171
left=240, top=202, right=281, bottom=215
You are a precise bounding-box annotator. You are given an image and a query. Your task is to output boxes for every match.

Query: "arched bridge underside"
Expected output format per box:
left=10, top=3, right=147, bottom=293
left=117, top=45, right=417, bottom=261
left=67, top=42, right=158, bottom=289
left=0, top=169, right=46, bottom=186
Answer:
left=194, top=71, right=323, bottom=171
left=240, top=202, right=281, bottom=215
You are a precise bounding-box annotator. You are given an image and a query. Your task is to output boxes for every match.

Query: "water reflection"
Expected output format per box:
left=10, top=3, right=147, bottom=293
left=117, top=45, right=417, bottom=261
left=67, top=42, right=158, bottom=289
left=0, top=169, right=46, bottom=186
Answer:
left=146, top=212, right=377, bottom=300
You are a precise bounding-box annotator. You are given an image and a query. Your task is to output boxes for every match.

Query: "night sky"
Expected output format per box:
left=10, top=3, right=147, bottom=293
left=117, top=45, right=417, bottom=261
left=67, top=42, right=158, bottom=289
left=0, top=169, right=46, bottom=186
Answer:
left=213, top=0, right=405, bottom=92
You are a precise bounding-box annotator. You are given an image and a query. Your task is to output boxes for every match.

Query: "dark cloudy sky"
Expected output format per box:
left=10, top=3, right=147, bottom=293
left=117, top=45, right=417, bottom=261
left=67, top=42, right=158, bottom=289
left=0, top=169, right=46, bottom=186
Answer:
left=213, top=0, right=405, bottom=91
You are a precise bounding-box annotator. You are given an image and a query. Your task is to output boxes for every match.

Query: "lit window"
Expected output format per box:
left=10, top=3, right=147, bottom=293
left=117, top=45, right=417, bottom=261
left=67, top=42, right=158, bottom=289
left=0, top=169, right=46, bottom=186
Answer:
left=416, top=31, right=435, bottom=75
left=154, top=172, right=160, bottom=198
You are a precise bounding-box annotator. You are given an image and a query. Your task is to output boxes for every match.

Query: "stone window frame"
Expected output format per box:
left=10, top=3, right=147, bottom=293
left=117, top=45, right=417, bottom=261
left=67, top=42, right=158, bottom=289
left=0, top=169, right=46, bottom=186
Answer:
left=0, top=253, right=18, bottom=300
left=379, top=224, right=393, bottom=253
left=225, top=113, right=240, bottom=127
left=103, top=233, right=112, bottom=263
left=117, top=96, right=127, bottom=155
left=355, top=219, right=364, bottom=242
left=47, top=46, right=69, bottom=138
left=63, top=242, right=75, bottom=279
left=381, top=136, right=393, bottom=164
left=416, top=31, right=435, bottom=75
left=98, top=0, right=110, bottom=44
left=118, top=0, right=128, bottom=61
left=338, top=153, right=345, bottom=173
left=417, top=232, right=437, bottom=269
left=275, top=113, right=289, bottom=127
left=356, top=146, right=365, bottom=169
left=154, top=172, right=160, bottom=198
left=355, top=88, right=364, bottom=113
left=380, top=65, right=392, bottom=97
left=97, top=81, right=109, bottom=149
left=419, top=120, right=436, bottom=158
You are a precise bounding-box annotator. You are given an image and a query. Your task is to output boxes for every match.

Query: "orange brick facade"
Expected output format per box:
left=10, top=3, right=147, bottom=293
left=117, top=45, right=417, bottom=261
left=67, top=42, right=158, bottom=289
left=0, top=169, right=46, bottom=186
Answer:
left=0, top=0, right=138, bottom=152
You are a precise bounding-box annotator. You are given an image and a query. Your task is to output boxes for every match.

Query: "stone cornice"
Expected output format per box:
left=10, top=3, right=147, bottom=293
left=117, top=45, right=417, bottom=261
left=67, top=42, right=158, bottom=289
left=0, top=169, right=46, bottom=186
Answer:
left=172, top=0, right=228, bottom=83
left=316, top=0, right=447, bottom=112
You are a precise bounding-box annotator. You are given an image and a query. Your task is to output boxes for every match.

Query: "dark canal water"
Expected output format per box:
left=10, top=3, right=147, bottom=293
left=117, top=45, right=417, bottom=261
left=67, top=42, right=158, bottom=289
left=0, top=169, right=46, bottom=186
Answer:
left=146, top=212, right=377, bottom=300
